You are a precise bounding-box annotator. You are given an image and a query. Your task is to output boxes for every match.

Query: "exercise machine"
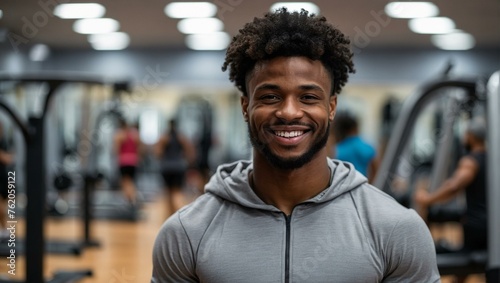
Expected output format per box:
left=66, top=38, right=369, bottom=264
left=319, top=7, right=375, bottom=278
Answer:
left=0, top=73, right=127, bottom=283
left=373, top=70, right=500, bottom=281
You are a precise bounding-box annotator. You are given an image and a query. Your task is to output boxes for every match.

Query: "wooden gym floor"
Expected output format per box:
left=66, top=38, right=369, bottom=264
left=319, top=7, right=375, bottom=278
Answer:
left=0, top=193, right=169, bottom=282
left=0, top=192, right=487, bottom=283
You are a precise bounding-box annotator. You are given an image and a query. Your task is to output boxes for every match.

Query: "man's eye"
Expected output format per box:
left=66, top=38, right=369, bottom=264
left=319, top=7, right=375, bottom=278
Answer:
left=302, top=94, right=319, bottom=101
left=261, top=94, right=280, bottom=101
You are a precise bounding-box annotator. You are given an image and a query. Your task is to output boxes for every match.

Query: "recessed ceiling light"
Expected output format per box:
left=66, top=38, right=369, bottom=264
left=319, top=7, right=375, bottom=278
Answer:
left=431, top=31, right=475, bottom=50
left=185, top=32, right=230, bottom=50
left=73, top=18, right=120, bottom=34
left=178, top=18, right=224, bottom=34
left=385, top=2, right=439, bottom=18
left=165, top=2, right=217, bottom=18
left=29, top=44, right=50, bottom=61
left=54, top=3, right=106, bottom=19
left=88, top=32, right=130, bottom=50
left=270, top=2, right=320, bottom=14
left=408, top=17, right=455, bottom=34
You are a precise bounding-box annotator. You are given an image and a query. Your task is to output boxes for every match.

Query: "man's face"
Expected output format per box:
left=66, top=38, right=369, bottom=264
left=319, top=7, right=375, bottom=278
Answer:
left=242, top=56, right=336, bottom=170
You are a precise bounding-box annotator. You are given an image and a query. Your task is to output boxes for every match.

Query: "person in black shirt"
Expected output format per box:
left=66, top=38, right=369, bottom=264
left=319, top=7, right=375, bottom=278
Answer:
left=415, top=117, right=487, bottom=252
left=154, top=119, right=196, bottom=217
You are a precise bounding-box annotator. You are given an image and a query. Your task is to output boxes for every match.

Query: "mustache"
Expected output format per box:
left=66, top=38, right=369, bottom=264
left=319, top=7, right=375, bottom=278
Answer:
left=268, top=121, right=313, bottom=127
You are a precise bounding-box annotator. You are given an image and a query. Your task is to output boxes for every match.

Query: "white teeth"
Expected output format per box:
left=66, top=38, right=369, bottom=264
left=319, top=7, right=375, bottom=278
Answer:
left=275, top=131, right=304, bottom=138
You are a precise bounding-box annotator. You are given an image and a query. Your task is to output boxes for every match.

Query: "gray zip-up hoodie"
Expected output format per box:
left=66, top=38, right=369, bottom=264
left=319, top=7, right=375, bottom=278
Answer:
left=152, top=159, right=440, bottom=282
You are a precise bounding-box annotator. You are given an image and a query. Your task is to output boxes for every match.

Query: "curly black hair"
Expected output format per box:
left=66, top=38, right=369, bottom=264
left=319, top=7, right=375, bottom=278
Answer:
left=222, top=7, right=355, bottom=96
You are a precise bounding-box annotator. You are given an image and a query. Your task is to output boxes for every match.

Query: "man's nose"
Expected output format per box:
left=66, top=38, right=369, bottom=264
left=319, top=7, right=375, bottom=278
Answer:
left=276, top=97, right=303, bottom=121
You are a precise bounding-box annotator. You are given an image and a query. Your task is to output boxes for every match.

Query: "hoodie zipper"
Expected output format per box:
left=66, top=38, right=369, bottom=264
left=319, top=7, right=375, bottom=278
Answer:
left=284, top=214, right=291, bottom=283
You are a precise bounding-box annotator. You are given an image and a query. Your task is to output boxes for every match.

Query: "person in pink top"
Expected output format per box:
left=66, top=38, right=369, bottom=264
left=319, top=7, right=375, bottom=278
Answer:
left=114, top=117, right=141, bottom=206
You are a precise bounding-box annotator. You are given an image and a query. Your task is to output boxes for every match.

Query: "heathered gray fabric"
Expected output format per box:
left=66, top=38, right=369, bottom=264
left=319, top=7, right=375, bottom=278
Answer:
left=152, top=158, right=440, bottom=283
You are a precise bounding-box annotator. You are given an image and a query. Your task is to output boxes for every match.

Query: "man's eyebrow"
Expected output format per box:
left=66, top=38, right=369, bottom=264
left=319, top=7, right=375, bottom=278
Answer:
left=300, top=84, right=325, bottom=93
left=255, top=84, right=325, bottom=92
left=255, top=83, right=281, bottom=92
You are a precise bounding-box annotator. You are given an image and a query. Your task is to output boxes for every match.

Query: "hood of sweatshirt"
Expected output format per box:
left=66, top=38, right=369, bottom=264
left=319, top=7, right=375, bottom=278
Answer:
left=204, top=158, right=367, bottom=213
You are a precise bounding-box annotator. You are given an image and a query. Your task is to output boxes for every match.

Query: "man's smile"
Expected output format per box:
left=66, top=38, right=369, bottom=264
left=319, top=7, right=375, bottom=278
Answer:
left=274, top=130, right=304, bottom=138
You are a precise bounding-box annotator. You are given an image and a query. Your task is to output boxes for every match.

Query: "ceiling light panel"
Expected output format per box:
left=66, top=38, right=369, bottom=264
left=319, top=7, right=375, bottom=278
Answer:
left=385, top=2, right=439, bottom=18
left=88, top=32, right=130, bottom=50
left=54, top=3, right=106, bottom=19
left=177, top=18, right=224, bottom=34
left=409, top=17, right=455, bottom=34
left=29, top=44, right=50, bottom=61
left=431, top=32, right=476, bottom=50
left=185, top=32, right=230, bottom=50
left=73, top=18, right=120, bottom=34
left=270, top=2, right=320, bottom=14
left=165, top=2, right=217, bottom=18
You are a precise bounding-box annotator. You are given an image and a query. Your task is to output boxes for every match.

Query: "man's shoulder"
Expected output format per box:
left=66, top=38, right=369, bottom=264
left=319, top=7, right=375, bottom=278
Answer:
left=347, top=185, right=431, bottom=252
left=161, top=193, right=225, bottom=238
left=348, top=184, right=422, bottom=227
left=351, top=183, right=403, bottom=206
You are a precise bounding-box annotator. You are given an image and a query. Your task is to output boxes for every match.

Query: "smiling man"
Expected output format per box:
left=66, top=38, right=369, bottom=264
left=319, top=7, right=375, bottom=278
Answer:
left=152, top=8, right=440, bottom=282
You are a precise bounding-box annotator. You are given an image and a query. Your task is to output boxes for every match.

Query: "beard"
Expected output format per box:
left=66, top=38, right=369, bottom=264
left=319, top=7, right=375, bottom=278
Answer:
left=248, top=121, right=330, bottom=170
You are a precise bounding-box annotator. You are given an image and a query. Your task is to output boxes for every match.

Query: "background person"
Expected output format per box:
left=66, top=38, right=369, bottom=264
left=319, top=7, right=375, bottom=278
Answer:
left=113, top=117, right=141, bottom=207
left=155, top=119, right=196, bottom=217
left=415, top=117, right=488, bottom=252
left=331, top=110, right=378, bottom=183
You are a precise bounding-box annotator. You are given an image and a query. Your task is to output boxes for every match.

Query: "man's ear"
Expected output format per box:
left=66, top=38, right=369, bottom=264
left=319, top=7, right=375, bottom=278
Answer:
left=241, top=95, right=249, bottom=122
left=329, top=95, right=337, bottom=121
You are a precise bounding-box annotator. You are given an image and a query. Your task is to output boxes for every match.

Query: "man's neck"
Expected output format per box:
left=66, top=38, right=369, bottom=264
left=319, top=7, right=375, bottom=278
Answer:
left=250, top=154, right=331, bottom=215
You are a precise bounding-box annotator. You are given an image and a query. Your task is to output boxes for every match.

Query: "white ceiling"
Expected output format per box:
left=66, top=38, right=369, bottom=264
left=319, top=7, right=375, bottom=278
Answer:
left=0, top=0, right=499, bottom=51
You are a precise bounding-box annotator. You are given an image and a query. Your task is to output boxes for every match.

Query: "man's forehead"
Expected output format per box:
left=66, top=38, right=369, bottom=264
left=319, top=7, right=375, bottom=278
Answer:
left=249, top=57, right=327, bottom=77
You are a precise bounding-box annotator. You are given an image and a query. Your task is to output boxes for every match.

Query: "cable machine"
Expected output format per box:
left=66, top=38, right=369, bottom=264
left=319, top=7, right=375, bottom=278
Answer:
left=0, top=73, right=127, bottom=283
left=373, top=70, right=500, bottom=281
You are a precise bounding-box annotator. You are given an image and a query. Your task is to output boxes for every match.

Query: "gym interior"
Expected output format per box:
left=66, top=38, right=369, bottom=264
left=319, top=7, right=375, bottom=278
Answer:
left=0, top=1, right=499, bottom=282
